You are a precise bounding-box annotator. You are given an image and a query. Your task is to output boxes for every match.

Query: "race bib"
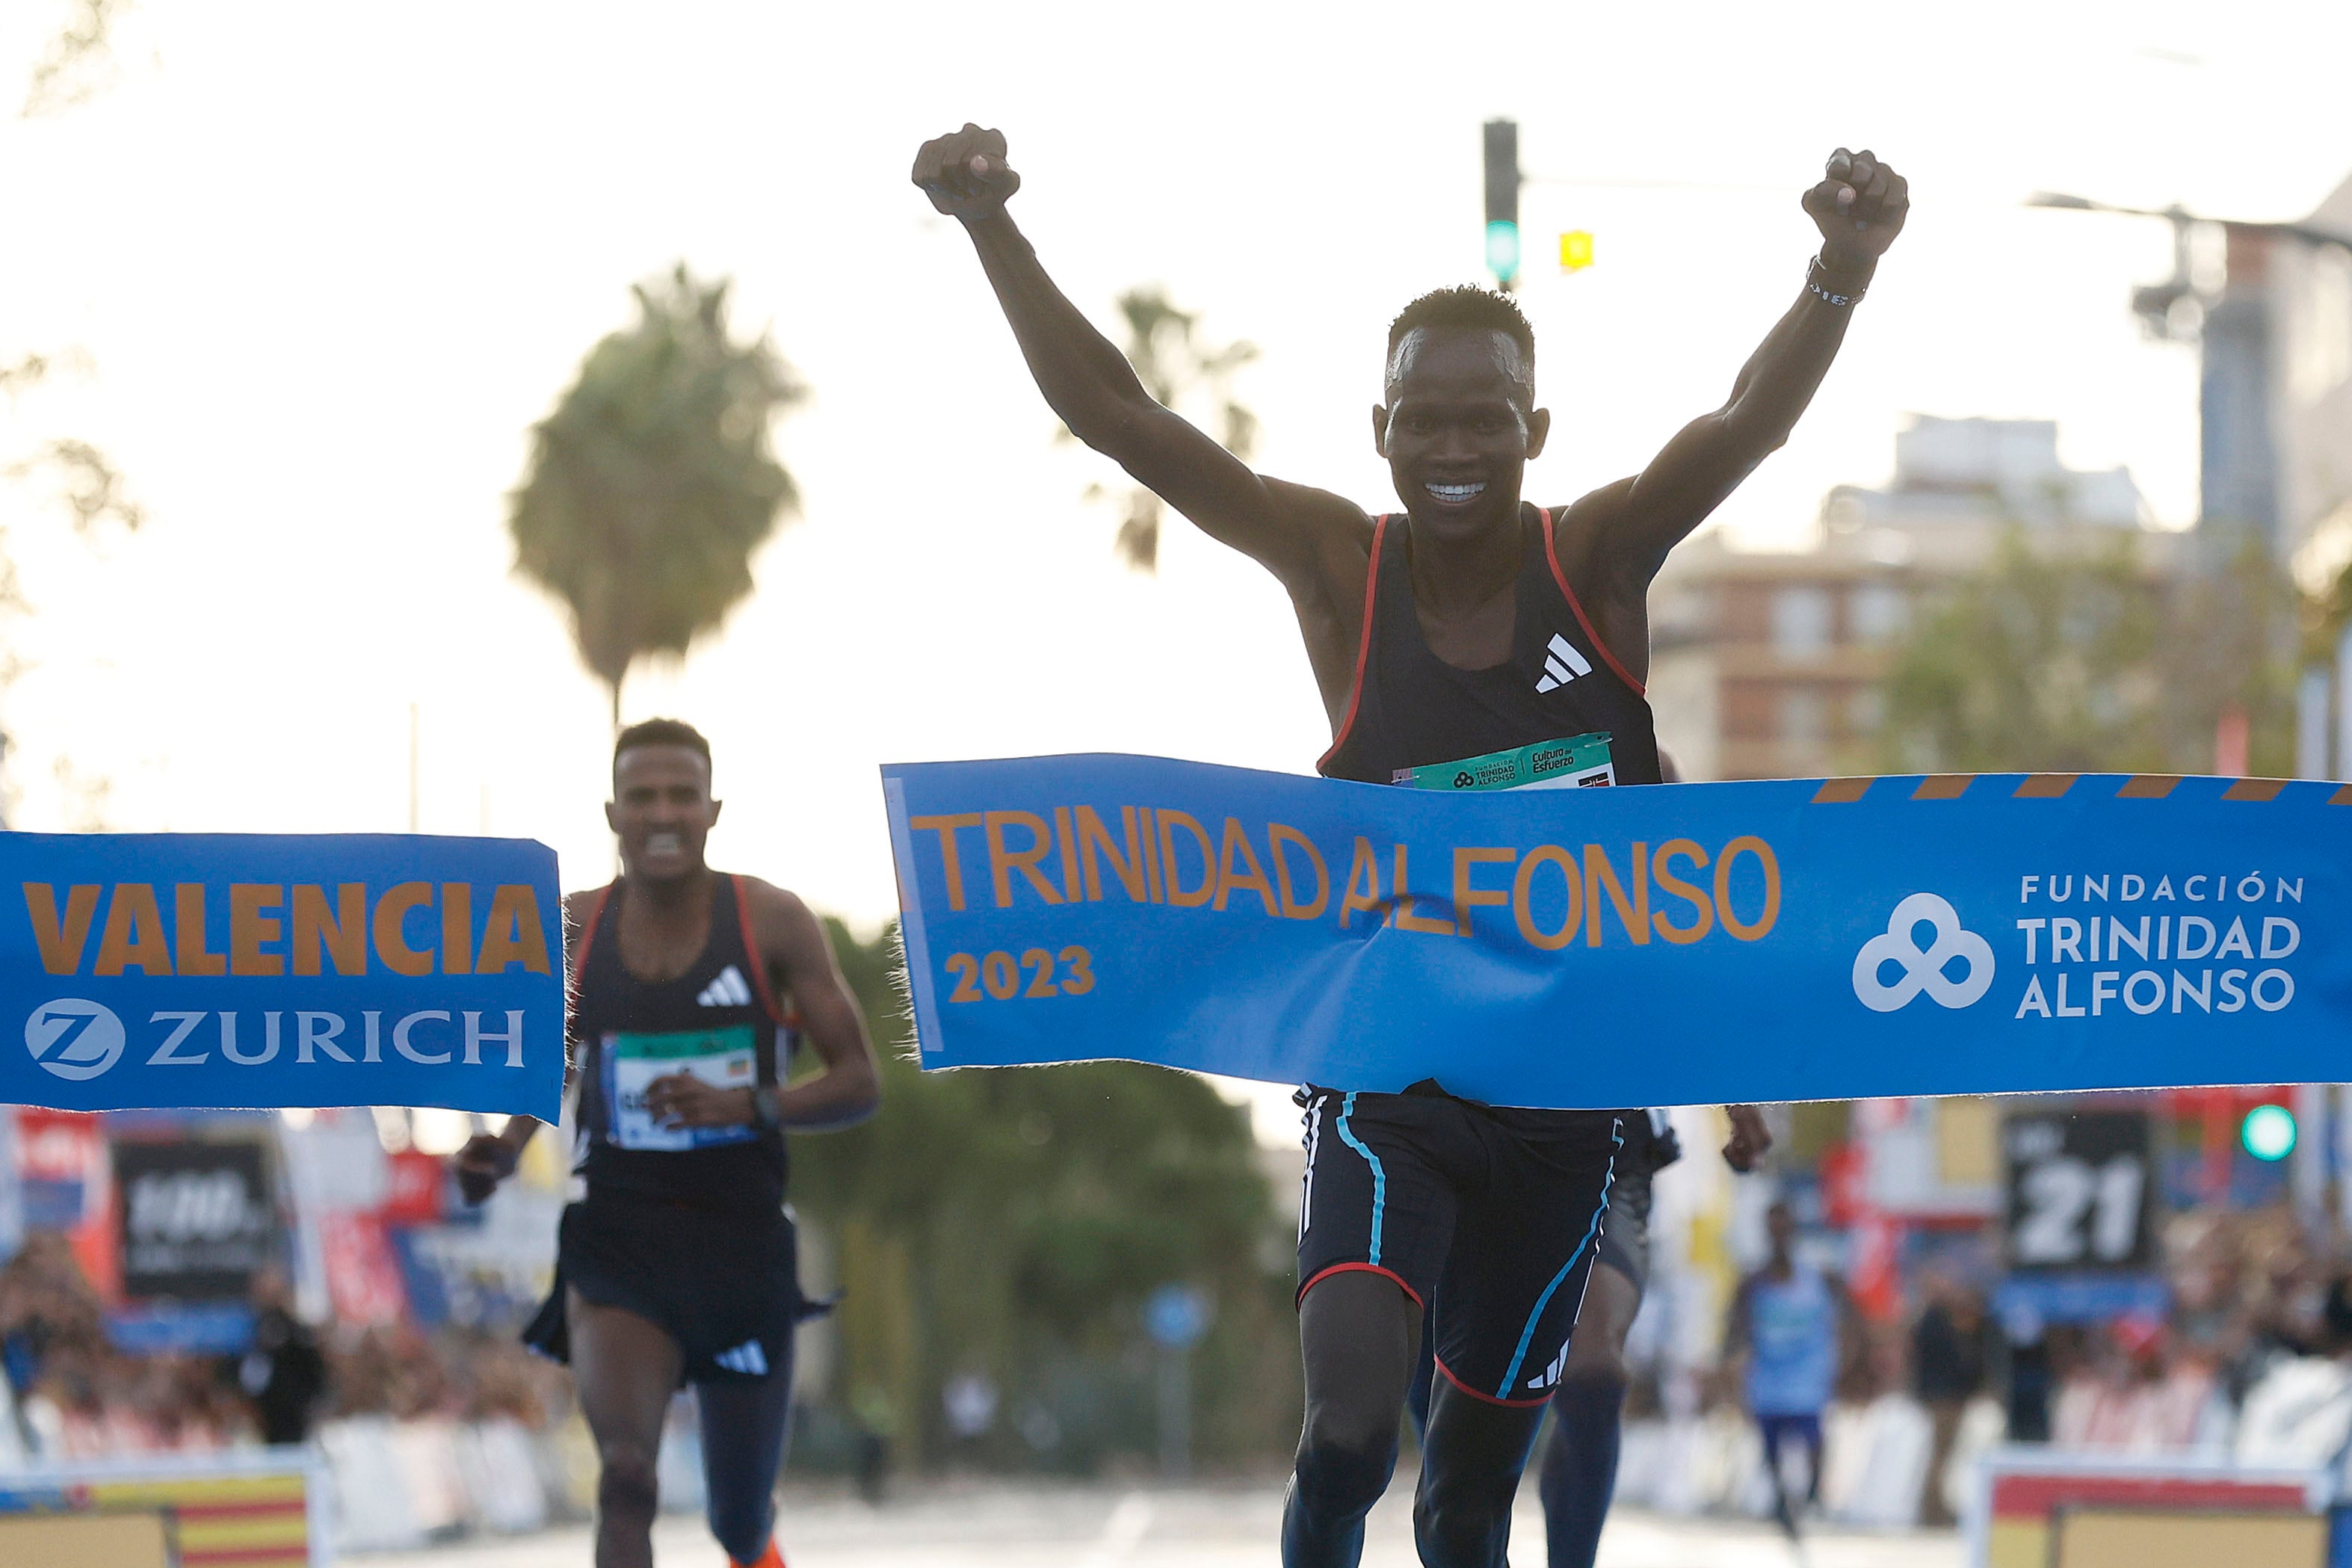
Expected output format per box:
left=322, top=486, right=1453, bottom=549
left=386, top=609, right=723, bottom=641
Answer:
left=602, top=1024, right=759, bottom=1152
left=1392, top=732, right=1617, bottom=792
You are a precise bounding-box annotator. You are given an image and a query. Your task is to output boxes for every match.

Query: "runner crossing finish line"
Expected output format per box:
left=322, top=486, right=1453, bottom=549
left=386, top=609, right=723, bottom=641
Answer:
left=907, top=114, right=2244, bottom=1568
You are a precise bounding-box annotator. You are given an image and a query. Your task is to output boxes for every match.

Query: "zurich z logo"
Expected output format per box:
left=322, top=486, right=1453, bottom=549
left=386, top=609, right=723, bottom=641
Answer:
left=1536, top=633, right=1590, bottom=694
left=25, top=1000, right=126, bottom=1081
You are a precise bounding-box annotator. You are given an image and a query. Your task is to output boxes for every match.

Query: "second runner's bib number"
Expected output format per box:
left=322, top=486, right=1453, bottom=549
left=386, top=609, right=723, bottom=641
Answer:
left=603, top=1024, right=760, bottom=1151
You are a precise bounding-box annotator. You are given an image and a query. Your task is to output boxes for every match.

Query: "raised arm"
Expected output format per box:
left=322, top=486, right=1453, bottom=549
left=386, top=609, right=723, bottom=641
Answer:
left=1608, top=149, right=1908, bottom=581
left=913, top=123, right=1362, bottom=588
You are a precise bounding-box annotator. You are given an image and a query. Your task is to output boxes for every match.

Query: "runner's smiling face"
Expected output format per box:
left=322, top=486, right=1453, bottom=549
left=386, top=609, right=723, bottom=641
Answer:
left=606, top=744, right=722, bottom=886
left=1373, top=326, right=1549, bottom=543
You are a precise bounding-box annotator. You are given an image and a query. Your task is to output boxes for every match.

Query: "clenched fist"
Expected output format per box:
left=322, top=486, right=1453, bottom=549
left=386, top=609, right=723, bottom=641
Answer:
left=1801, top=148, right=1908, bottom=274
left=913, top=123, right=1021, bottom=222
left=643, top=1070, right=753, bottom=1130
left=453, top=1132, right=517, bottom=1206
left=1722, top=1105, right=1773, bottom=1173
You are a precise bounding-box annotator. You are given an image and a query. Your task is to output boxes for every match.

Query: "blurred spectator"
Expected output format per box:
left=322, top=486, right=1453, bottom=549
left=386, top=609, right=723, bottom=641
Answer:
left=226, top=1267, right=326, bottom=1445
left=2243, top=1233, right=2324, bottom=1365
left=1726, top=1201, right=1845, bottom=1536
left=1912, top=1272, right=1993, bottom=1525
left=851, top=1382, right=895, bottom=1504
left=2325, top=1272, right=2352, bottom=1352
left=0, top=1226, right=582, bottom=1465
left=0, top=1231, right=105, bottom=1398
left=2052, top=1315, right=2221, bottom=1453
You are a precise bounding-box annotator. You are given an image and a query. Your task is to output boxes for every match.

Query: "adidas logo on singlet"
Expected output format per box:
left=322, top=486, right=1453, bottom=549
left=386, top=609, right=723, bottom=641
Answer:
left=713, top=1339, right=769, bottom=1376
left=696, top=965, right=754, bottom=1008
left=1536, top=633, right=1592, bottom=694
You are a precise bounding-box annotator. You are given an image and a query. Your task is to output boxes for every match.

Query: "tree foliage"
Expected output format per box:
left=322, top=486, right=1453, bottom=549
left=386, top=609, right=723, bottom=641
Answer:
left=23, top=0, right=128, bottom=119
left=1069, top=288, right=1257, bottom=572
left=0, top=6, right=142, bottom=820
left=509, top=266, right=803, bottom=728
left=1879, top=528, right=2300, bottom=777
left=792, top=919, right=1295, bottom=1471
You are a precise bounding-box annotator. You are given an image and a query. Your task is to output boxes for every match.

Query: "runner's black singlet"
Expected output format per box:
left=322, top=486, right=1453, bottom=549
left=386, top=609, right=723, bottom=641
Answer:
left=568, top=873, right=792, bottom=1211
left=1318, top=507, right=1663, bottom=788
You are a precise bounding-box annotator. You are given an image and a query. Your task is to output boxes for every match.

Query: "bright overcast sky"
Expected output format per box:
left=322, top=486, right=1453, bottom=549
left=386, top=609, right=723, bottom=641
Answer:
left=1, top=0, right=2349, bottom=942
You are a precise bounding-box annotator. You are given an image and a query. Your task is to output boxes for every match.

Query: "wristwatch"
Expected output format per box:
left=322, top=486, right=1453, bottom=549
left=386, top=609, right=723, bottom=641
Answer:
left=750, top=1085, right=785, bottom=1129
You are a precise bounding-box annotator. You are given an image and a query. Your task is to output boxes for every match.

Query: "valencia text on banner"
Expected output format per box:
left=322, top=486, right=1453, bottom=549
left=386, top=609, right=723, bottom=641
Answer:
left=0, top=834, right=565, bottom=1118
left=880, top=756, right=2351, bottom=1108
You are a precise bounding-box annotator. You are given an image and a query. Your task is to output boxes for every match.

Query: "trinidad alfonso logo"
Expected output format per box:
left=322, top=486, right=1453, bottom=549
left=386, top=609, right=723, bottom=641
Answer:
left=1853, top=894, right=1996, bottom=1013
left=25, top=998, right=128, bottom=1081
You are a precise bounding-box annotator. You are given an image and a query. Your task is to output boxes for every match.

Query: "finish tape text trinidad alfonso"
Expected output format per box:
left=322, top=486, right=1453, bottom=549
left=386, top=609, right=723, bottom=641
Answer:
left=880, top=753, right=2351, bottom=1110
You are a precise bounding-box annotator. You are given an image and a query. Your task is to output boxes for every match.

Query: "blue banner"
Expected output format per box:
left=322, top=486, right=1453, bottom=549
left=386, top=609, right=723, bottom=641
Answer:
left=0, top=834, right=564, bottom=1118
left=881, top=756, right=2352, bottom=1107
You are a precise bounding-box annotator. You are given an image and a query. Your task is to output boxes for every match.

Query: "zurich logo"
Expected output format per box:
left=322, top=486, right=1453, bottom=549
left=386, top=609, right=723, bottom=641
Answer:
left=1852, top=894, right=1995, bottom=1013
left=25, top=999, right=127, bottom=1081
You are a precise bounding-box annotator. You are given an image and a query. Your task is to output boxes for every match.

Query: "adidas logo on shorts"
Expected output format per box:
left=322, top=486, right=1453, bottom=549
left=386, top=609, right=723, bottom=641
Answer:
left=1528, top=1339, right=1570, bottom=1393
left=697, top=966, right=755, bottom=1008
left=714, top=1339, right=769, bottom=1376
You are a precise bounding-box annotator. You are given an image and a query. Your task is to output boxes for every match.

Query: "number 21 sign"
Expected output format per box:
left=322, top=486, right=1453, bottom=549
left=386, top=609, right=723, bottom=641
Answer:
left=2004, top=1108, right=2154, bottom=1272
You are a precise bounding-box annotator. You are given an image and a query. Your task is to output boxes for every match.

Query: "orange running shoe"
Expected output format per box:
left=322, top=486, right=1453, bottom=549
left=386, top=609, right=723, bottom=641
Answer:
left=730, top=1541, right=785, bottom=1568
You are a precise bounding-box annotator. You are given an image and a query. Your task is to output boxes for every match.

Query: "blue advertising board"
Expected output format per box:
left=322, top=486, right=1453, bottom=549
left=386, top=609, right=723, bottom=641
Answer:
left=0, top=834, right=564, bottom=1119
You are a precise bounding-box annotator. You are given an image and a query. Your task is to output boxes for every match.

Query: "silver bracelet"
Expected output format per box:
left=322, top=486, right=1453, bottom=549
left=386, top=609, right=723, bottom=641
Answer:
left=1807, top=257, right=1867, bottom=306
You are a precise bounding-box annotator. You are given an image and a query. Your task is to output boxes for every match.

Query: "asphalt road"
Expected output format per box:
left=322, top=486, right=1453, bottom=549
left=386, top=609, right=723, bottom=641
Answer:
left=362, top=1484, right=1968, bottom=1567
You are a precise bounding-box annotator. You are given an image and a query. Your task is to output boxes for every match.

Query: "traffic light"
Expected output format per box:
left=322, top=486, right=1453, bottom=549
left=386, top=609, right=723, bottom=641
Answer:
left=2241, top=1102, right=2297, bottom=1161
left=1559, top=229, right=1594, bottom=273
left=1483, top=118, right=1520, bottom=289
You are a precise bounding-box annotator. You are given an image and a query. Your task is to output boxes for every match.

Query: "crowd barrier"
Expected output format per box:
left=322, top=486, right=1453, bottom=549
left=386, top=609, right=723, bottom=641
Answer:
left=1964, top=1448, right=2343, bottom=1567
left=312, top=1401, right=1976, bottom=1545
left=1611, top=1392, right=2002, bottom=1527
left=317, top=1407, right=705, bottom=1553
left=0, top=1448, right=327, bottom=1567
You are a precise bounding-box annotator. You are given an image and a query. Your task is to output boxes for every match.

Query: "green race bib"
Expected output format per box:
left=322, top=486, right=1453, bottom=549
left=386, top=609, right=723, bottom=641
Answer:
left=1391, top=732, right=1617, bottom=792
left=602, top=1023, right=759, bottom=1151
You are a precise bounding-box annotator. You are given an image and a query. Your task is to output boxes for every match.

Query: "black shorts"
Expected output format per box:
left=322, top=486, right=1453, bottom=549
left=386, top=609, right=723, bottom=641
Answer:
left=523, top=1189, right=819, bottom=1386
left=1296, top=1083, right=1621, bottom=1408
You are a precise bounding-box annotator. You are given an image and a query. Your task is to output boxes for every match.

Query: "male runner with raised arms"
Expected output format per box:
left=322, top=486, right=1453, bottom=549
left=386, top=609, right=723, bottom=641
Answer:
left=913, top=125, right=1905, bottom=1567
left=453, top=719, right=881, bottom=1568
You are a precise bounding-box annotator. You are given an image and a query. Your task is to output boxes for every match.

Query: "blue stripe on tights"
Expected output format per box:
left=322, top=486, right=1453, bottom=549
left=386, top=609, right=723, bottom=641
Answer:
left=1331, top=1091, right=1386, bottom=1268
left=1496, top=1120, right=1625, bottom=1399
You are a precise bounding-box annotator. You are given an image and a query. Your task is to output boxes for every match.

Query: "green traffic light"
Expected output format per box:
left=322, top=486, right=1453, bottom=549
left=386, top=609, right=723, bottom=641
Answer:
left=2241, top=1103, right=2297, bottom=1162
left=1485, top=220, right=1521, bottom=284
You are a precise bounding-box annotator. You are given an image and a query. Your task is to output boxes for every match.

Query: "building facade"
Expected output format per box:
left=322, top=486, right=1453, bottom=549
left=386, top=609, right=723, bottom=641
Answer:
left=1651, top=416, right=2171, bottom=782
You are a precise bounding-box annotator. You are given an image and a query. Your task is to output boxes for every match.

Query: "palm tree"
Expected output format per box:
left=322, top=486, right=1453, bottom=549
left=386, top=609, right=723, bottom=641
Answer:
left=509, top=265, right=804, bottom=730
left=1071, top=288, right=1257, bottom=572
